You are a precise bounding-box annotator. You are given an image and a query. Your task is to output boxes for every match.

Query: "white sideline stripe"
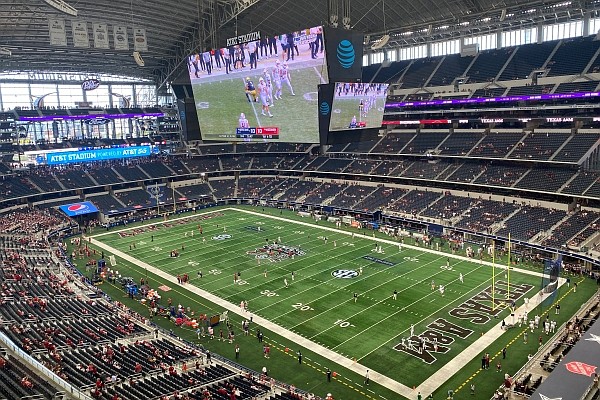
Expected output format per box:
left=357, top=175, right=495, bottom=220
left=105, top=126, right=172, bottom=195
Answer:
left=229, top=208, right=561, bottom=398
left=90, top=207, right=557, bottom=399
left=416, top=283, right=563, bottom=397
left=88, top=237, right=415, bottom=397
left=313, top=66, right=327, bottom=84
left=241, top=77, right=262, bottom=128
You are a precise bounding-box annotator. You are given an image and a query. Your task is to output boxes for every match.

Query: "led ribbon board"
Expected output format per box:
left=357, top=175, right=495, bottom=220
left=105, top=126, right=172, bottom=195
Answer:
left=45, top=145, right=158, bottom=165
left=385, top=91, right=600, bottom=109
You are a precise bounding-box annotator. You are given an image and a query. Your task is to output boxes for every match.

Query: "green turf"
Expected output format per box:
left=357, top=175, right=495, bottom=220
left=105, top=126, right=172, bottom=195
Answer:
left=90, top=206, right=578, bottom=396
left=73, top=226, right=402, bottom=400
left=329, top=90, right=387, bottom=131
left=191, top=59, right=326, bottom=143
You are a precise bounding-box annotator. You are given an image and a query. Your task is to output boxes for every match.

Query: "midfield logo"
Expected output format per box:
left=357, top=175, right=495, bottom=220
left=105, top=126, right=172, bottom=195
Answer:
left=247, top=244, right=305, bottom=262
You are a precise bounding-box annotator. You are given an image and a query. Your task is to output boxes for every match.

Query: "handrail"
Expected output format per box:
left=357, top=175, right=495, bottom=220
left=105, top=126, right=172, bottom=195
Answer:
left=0, top=331, right=93, bottom=400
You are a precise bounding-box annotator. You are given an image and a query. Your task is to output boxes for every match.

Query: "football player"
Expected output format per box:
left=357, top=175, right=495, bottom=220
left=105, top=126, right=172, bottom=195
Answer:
left=262, top=68, right=274, bottom=106
left=272, top=60, right=282, bottom=100
left=238, top=113, right=249, bottom=128
left=349, top=116, right=358, bottom=129
left=244, top=77, right=257, bottom=102
left=258, top=77, right=273, bottom=117
left=362, top=98, right=370, bottom=118
left=280, top=62, right=295, bottom=96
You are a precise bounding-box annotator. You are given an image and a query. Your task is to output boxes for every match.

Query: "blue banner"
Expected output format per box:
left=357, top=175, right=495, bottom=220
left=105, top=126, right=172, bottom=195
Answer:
left=362, top=255, right=396, bottom=266
left=59, top=201, right=99, bottom=216
left=46, top=145, right=157, bottom=165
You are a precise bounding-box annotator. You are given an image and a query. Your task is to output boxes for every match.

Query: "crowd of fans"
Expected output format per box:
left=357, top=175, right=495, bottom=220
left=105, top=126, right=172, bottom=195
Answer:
left=0, top=208, right=68, bottom=237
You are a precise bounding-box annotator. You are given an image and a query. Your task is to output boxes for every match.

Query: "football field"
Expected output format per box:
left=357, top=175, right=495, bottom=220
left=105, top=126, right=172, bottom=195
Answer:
left=92, top=207, right=543, bottom=392
left=329, top=95, right=387, bottom=130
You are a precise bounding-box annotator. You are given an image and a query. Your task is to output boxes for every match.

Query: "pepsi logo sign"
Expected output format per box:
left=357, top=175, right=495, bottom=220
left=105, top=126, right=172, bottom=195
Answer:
left=81, top=79, right=101, bottom=91
left=67, top=203, right=89, bottom=212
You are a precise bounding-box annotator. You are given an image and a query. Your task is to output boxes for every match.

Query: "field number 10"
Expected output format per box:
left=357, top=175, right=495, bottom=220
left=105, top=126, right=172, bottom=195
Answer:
left=334, top=319, right=355, bottom=328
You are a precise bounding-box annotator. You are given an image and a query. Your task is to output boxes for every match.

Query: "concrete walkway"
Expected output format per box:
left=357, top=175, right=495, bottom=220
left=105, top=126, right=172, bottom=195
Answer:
left=89, top=207, right=554, bottom=399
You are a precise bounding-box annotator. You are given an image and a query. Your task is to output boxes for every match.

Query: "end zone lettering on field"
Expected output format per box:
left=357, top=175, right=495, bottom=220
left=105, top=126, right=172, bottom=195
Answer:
left=394, top=282, right=534, bottom=363
left=394, top=319, right=473, bottom=364
left=118, top=212, right=224, bottom=237
left=449, top=281, right=534, bottom=324
left=362, top=255, right=396, bottom=266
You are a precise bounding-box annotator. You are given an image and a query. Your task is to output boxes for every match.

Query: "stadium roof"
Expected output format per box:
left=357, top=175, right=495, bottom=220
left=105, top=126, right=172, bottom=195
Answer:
left=0, top=0, right=598, bottom=86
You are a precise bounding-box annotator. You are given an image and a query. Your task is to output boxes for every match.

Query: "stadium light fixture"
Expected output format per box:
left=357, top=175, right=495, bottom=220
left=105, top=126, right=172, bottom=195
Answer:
left=43, top=0, right=78, bottom=16
left=133, top=51, right=145, bottom=67
left=371, top=35, right=390, bottom=50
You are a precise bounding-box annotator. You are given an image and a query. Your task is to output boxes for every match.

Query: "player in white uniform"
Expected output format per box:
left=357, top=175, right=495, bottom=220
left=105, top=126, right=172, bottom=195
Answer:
left=272, top=60, right=282, bottom=100
left=258, top=78, right=273, bottom=117
left=280, top=62, right=295, bottom=96
left=262, top=68, right=274, bottom=106
left=238, top=113, right=249, bottom=128
left=362, top=98, right=370, bottom=118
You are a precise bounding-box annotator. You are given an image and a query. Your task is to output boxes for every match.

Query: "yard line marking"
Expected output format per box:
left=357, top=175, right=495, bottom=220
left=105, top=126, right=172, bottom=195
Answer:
left=334, top=264, right=485, bottom=352
left=241, top=77, right=262, bottom=127
left=296, top=254, right=442, bottom=334
left=254, top=244, right=414, bottom=315
left=313, top=66, right=327, bottom=84
left=92, top=206, right=551, bottom=399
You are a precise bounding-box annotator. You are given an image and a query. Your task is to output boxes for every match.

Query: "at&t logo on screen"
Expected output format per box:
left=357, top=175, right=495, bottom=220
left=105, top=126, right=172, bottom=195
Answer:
left=319, top=101, right=331, bottom=115
left=336, top=40, right=355, bottom=69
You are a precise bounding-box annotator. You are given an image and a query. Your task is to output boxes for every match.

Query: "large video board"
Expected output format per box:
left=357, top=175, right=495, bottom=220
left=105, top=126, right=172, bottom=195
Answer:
left=328, top=82, right=388, bottom=131
left=189, top=26, right=327, bottom=142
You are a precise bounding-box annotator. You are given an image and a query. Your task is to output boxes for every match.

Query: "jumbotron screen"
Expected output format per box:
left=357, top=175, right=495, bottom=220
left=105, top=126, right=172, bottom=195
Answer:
left=189, top=26, right=327, bottom=142
left=328, top=82, right=389, bottom=131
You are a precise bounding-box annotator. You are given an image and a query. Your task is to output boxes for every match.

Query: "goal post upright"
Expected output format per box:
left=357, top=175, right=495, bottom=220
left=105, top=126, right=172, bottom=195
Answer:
left=507, top=233, right=511, bottom=301
left=492, top=240, right=496, bottom=311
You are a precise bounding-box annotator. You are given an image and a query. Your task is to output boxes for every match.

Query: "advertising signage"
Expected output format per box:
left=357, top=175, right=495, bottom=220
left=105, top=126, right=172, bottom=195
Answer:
left=59, top=201, right=99, bottom=217
left=386, top=91, right=600, bottom=109
left=45, top=145, right=158, bottom=165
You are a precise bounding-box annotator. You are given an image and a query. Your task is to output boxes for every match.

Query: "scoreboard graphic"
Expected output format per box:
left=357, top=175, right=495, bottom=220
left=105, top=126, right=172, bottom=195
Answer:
left=236, top=127, right=280, bottom=140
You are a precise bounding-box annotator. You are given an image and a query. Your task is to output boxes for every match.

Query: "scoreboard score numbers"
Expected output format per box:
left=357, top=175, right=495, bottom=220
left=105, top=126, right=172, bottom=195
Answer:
left=236, top=127, right=280, bottom=139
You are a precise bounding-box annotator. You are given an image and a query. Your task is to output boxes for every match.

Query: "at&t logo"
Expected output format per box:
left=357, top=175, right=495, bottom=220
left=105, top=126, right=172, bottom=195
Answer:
left=336, top=40, right=355, bottom=69
left=319, top=101, right=330, bottom=115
